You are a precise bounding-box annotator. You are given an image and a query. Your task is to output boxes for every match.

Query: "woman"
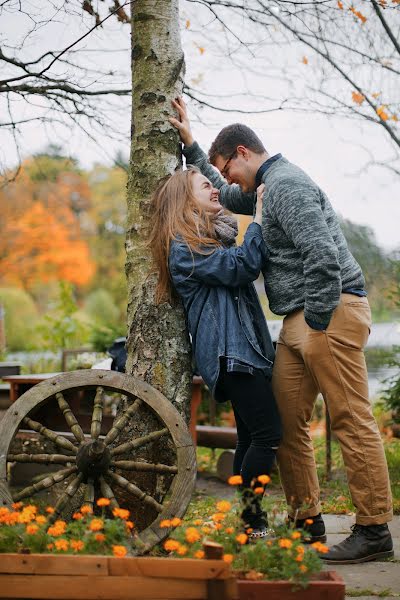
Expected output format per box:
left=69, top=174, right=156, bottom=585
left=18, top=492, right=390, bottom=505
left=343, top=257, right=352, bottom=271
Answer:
left=149, top=167, right=281, bottom=538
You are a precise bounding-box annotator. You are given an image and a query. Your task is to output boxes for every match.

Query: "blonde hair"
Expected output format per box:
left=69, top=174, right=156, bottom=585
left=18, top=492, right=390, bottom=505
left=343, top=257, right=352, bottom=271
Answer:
left=149, top=167, right=220, bottom=304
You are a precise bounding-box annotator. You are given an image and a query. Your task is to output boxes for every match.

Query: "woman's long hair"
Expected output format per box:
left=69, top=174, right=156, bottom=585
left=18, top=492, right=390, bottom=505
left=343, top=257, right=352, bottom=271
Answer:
left=149, top=166, right=221, bottom=304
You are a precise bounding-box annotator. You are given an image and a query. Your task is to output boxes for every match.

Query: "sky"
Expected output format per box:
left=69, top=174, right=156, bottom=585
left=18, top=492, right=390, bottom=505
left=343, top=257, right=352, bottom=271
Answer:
left=1, top=0, right=399, bottom=251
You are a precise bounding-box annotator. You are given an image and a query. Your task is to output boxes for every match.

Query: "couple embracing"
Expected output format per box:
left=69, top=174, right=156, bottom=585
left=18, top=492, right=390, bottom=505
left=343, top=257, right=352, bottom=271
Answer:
left=148, top=97, right=393, bottom=564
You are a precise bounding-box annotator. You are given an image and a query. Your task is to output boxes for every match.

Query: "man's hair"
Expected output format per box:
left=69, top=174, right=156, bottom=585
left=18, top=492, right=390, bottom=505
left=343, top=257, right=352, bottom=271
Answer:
left=209, top=123, right=266, bottom=165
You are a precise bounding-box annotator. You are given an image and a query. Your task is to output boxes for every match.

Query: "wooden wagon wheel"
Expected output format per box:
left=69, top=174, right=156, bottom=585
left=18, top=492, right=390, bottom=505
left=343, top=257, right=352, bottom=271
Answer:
left=0, top=370, right=196, bottom=554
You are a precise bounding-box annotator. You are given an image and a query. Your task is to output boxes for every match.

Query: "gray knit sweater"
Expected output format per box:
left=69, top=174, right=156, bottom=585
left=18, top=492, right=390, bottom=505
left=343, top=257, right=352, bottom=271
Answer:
left=183, top=142, right=365, bottom=326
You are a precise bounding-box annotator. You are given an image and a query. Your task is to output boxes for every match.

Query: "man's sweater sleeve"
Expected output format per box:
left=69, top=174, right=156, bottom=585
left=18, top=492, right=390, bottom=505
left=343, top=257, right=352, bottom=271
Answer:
left=269, top=178, right=341, bottom=328
left=182, top=142, right=255, bottom=216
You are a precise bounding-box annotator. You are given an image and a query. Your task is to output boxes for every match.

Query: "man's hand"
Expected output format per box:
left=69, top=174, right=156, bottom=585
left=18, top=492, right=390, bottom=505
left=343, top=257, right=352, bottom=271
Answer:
left=169, top=97, right=194, bottom=146
left=254, top=183, right=265, bottom=225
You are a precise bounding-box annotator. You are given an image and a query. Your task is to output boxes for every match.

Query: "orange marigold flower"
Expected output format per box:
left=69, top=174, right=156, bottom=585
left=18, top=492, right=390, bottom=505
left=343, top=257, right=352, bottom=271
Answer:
left=73, top=512, right=83, bottom=520
left=236, top=533, right=248, bottom=545
left=170, top=517, right=182, bottom=527
left=194, top=550, right=205, bottom=559
left=337, top=0, right=343, bottom=8
left=12, top=502, right=23, bottom=510
left=300, top=565, right=308, bottom=573
left=223, top=554, right=233, bottom=564
left=246, top=528, right=253, bottom=534
left=296, top=545, right=305, bottom=554
left=26, top=524, right=39, bottom=535
left=125, top=521, right=134, bottom=530
left=112, top=545, right=127, bottom=558
left=71, top=540, right=84, bottom=552
left=291, top=531, right=302, bottom=540
left=89, top=518, right=104, bottom=532
left=216, top=500, right=231, bottom=513
left=36, top=515, right=47, bottom=525
left=97, top=498, right=111, bottom=507
left=296, top=555, right=304, bottom=562
left=202, top=527, right=211, bottom=534
left=257, top=475, right=270, bottom=485
left=225, top=527, right=234, bottom=534
left=211, top=513, right=226, bottom=523
left=164, top=539, right=180, bottom=552
left=193, top=519, right=203, bottom=526
left=279, top=538, right=293, bottom=549
left=81, top=505, right=93, bottom=515
left=45, top=507, right=55, bottom=514
left=95, top=533, right=106, bottom=542
left=302, top=56, right=308, bottom=65
left=24, top=504, right=37, bottom=513
left=305, top=519, right=314, bottom=525
left=112, top=508, right=130, bottom=520
left=228, top=475, right=243, bottom=485
left=177, top=544, right=188, bottom=556
left=254, top=487, right=264, bottom=495
left=47, top=543, right=54, bottom=551
left=352, top=91, right=365, bottom=105
left=55, top=539, right=69, bottom=552
left=185, top=527, right=201, bottom=543
left=214, top=523, right=223, bottom=530
left=377, top=106, right=389, bottom=121
left=160, top=519, right=171, bottom=528
left=311, top=542, right=329, bottom=554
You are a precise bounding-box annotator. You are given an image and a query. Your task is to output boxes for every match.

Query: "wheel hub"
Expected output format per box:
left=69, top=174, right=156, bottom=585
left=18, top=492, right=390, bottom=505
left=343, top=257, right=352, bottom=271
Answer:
left=76, top=440, right=111, bottom=479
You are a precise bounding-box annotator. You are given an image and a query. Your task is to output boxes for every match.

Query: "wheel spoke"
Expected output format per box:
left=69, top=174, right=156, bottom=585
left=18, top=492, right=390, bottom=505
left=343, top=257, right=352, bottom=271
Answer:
left=111, top=460, right=178, bottom=474
left=90, top=387, right=104, bottom=440
left=83, top=477, right=95, bottom=511
left=51, top=472, right=85, bottom=520
left=99, top=475, right=119, bottom=509
left=7, top=453, right=75, bottom=465
left=13, top=466, right=78, bottom=501
left=22, top=417, right=78, bottom=454
left=56, top=392, right=85, bottom=443
left=103, top=398, right=142, bottom=446
left=111, top=428, right=169, bottom=457
left=106, top=470, right=163, bottom=513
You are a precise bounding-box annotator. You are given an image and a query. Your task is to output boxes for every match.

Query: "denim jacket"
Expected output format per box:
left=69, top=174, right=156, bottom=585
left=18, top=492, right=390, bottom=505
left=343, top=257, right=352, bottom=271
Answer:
left=169, top=222, right=275, bottom=400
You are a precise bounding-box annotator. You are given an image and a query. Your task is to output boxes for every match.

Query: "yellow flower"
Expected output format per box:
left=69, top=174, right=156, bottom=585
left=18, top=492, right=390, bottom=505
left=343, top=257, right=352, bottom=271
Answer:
left=112, top=545, right=127, bottom=557
left=160, top=519, right=171, bottom=528
left=26, top=524, right=39, bottom=535
left=194, top=550, right=205, bottom=559
left=81, top=505, right=93, bottom=515
left=223, top=554, right=233, bottom=563
left=257, top=475, right=271, bottom=485
left=170, top=517, right=182, bottom=527
left=211, top=513, right=226, bottom=523
left=55, top=539, right=69, bottom=552
left=216, top=500, right=231, bottom=513
left=236, top=533, right=248, bottom=545
left=95, top=533, right=106, bottom=542
left=228, top=475, right=243, bottom=485
left=278, top=538, right=293, bottom=549
left=89, top=518, right=104, bottom=532
left=164, top=539, right=180, bottom=552
left=177, top=544, right=188, bottom=556
left=97, top=498, right=111, bottom=507
left=70, top=540, right=84, bottom=552
left=202, top=527, right=211, bottom=534
left=185, top=527, right=201, bottom=544
left=253, top=487, right=264, bottom=495
left=291, top=531, right=301, bottom=539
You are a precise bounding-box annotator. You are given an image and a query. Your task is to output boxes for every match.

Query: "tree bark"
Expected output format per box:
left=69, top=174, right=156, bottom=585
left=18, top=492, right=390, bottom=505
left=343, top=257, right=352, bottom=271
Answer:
left=120, top=0, right=193, bottom=530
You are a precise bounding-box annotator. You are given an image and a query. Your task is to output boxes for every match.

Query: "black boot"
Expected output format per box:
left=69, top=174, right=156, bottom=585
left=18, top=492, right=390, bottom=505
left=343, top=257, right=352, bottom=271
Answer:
left=241, top=490, right=269, bottom=540
left=323, top=523, right=393, bottom=564
left=290, top=513, right=327, bottom=544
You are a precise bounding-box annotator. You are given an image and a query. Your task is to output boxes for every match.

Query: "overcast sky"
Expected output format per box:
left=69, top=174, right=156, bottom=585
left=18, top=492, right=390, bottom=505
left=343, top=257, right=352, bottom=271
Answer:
left=1, top=1, right=399, bottom=251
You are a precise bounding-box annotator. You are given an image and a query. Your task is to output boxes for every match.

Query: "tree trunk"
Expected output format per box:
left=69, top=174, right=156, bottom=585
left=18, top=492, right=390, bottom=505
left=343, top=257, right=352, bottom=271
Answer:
left=120, top=0, right=193, bottom=530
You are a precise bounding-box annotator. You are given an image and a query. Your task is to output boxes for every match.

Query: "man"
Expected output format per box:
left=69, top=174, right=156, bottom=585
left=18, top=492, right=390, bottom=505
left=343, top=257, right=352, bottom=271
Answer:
left=170, top=97, right=393, bottom=564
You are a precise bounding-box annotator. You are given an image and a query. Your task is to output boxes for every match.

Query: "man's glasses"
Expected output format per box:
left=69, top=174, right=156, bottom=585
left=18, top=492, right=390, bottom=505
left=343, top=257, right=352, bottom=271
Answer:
left=220, top=149, right=237, bottom=179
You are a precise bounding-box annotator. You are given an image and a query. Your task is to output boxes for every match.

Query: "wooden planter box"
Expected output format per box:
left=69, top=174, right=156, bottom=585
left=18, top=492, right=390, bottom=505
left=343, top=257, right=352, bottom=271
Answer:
left=0, top=554, right=345, bottom=600
left=238, top=571, right=345, bottom=600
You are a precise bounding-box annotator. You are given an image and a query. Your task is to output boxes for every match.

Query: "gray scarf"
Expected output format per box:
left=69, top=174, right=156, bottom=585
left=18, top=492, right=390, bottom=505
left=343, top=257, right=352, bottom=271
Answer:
left=213, top=212, right=238, bottom=247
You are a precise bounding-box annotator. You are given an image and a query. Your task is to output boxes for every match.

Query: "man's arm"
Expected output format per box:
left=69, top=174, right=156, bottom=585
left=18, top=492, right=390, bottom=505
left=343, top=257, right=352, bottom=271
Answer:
left=170, top=98, right=254, bottom=216
left=269, top=178, right=341, bottom=329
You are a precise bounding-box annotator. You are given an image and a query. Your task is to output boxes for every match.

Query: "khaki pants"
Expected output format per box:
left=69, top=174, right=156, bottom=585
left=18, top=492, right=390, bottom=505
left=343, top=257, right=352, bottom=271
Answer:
left=272, top=294, right=392, bottom=525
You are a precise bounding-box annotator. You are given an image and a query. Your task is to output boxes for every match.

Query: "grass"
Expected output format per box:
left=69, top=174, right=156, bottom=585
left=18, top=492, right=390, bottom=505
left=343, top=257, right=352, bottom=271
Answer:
left=196, top=435, right=400, bottom=515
